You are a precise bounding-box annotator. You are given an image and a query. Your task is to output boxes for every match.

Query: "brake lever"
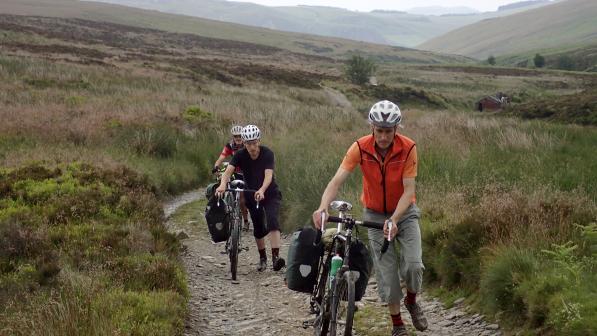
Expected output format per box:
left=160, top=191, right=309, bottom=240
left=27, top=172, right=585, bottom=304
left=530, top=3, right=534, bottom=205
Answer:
left=380, top=220, right=392, bottom=259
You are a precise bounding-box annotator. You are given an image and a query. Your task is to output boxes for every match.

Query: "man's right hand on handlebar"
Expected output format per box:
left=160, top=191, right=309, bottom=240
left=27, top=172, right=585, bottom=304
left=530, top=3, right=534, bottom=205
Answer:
left=212, top=166, right=219, bottom=174
left=215, top=184, right=226, bottom=198
left=312, top=209, right=328, bottom=230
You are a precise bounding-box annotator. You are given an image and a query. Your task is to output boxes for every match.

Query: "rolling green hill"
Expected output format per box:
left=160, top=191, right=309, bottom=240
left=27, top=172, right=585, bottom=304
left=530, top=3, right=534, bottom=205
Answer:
left=419, top=0, right=597, bottom=60
left=0, top=0, right=469, bottom=64
left=91, top=0, right=551, bottom=47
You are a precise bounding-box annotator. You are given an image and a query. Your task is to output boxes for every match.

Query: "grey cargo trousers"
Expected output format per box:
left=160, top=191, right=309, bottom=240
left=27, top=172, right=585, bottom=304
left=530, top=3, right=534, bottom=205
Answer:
left=364, top=204, right=424, bottom=305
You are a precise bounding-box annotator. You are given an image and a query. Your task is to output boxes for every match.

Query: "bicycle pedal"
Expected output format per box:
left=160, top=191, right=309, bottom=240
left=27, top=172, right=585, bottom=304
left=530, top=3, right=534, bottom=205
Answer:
left=302, top=319, right=315, bottom=329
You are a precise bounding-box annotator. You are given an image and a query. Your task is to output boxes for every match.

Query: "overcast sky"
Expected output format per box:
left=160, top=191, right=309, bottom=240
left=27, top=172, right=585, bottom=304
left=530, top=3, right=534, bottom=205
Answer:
left=231, top=1, right=525, bottom=12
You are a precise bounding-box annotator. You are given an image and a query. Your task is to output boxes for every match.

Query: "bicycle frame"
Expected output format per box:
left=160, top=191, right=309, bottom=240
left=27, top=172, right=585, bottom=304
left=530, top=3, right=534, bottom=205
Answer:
left=309, top=201, right=385, bottom=336
left=311, top=206, right=354, bottom=311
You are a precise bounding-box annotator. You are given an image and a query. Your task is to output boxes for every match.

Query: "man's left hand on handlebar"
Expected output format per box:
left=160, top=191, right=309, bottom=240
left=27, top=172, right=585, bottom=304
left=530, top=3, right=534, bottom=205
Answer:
left=312, top=209, right=328, bottom=230
left=254, top=189, right=265, bottom=202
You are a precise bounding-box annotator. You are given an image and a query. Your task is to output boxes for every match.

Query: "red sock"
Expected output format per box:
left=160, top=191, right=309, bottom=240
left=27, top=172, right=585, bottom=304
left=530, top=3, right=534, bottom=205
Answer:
left=406, top=291, right=417, bottom=305
left=391, top=313, right=404, bottom=326
left=258, top=248, right=267, bottom=260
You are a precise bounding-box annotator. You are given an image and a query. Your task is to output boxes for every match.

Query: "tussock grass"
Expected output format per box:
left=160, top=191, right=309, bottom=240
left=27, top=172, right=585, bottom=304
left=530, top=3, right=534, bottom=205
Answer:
left=0, top=163, right=187, bottom=335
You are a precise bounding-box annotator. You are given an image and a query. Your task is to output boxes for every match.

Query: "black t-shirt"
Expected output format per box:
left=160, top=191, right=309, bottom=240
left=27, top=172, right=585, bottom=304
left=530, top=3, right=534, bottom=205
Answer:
left=226, top=141, right=244, bottom=153
left=229, top=146, right=280, bottom=197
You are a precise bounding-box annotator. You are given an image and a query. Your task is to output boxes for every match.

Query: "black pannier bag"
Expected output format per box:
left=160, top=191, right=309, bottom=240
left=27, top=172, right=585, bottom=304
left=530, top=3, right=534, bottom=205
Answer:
left=286, top=227, right=323, bottom=293
left=204, top=196, right=230, bottom=243
left=205, top=183, right=218, bottom=201
left=348, top=239, right=373, bottom=301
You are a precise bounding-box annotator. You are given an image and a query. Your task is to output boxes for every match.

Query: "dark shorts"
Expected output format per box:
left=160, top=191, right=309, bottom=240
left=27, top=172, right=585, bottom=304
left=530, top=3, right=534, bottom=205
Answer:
left=244, top=190, right=282, bottom=239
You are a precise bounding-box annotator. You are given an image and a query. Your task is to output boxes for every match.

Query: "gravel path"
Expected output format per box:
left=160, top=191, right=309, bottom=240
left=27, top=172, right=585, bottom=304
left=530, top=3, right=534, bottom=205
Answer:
left=164, top=191, right=503, bottom=336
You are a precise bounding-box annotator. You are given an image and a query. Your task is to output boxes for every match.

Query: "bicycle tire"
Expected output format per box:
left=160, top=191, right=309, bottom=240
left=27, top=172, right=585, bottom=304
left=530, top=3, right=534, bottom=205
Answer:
left=329, top=271, right=355, bottom=336
left=313, top=260, right=331, bottom=336
left=314, top=286, right=331, bottom=336
left=229, top=199, right=241, bottom=280
left=229, top=218, right=240, bottom=280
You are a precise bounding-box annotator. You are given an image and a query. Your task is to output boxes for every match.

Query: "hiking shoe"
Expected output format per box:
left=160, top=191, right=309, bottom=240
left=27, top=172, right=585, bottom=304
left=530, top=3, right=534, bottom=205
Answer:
left=404, top=301, right=428, bottom=331
left=272, top=257, right=286, bottom=271
left=391, top=325, right=408, bottom=336
left=257, top=258, right=267, bottom=272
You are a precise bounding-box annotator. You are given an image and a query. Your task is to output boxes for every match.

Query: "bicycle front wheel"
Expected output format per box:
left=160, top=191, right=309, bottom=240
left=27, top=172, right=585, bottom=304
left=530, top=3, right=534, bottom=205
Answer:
left=229, top=218, right=240, bottom=280
left=329, top=271, right=356, bottom=336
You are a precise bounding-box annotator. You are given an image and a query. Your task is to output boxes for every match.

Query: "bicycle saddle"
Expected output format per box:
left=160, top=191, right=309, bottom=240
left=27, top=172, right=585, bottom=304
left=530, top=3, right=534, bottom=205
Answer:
left=330, top=200, right=352, bottom=212
left=230, top=179, right=246, bottom=189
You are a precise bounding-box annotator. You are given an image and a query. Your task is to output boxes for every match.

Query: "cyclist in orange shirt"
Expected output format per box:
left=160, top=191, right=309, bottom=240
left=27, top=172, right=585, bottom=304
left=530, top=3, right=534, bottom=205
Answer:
left=313, top=100, right=427, bottom=336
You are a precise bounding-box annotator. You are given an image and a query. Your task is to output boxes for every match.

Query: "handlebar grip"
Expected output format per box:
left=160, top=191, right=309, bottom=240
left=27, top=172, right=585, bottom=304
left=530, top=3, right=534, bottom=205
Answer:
left=313, top=230, right=322, bottom=246
left=327, top=216, right=342, bottom=223
left=380, top=220, right=392, bottom=259
left=313, top=212, right=326, bottom=245
left=362, top=221, right=384, bottom=230
left=381, top=239, right=390, bottom=254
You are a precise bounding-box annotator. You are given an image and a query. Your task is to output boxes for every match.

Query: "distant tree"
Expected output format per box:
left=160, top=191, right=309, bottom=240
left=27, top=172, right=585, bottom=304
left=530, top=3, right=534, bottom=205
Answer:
left=534, top=53, right=545, bottom=68
left=556, top=55, right=576, bottom=71
left=487, top=55, right=496, bottom=66
left=345, top=55, right=376, bottom=85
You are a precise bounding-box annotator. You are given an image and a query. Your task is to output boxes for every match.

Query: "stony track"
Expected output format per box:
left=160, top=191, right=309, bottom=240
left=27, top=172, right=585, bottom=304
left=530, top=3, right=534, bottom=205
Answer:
left=164, top=190, right=503, bottom=336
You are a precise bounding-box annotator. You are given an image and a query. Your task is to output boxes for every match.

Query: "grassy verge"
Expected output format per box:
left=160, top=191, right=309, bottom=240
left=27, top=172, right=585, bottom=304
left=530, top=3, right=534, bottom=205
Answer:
left=0, top=163, right=187, bottom=335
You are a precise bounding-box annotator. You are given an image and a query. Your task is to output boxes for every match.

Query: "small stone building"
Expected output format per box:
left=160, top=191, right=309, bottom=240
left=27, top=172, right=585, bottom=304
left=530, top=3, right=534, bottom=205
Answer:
left=476, top=93, right=509, bottom=112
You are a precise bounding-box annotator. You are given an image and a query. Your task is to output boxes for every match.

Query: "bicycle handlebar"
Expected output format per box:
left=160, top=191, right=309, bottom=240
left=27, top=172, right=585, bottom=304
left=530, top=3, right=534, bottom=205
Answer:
left=224, top=188, right=257, bottom=193
left=326, top=216, right=384, bottom=230
left=218, top=188, right=259, bottom=208
left=314, top=215, right=388, bottom=254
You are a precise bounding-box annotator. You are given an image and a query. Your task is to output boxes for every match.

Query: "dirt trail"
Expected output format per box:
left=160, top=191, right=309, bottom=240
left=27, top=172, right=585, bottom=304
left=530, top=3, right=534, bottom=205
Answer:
left=164, top=191, right=503, bottom=336
left=323, top=86, right=353, bottom=109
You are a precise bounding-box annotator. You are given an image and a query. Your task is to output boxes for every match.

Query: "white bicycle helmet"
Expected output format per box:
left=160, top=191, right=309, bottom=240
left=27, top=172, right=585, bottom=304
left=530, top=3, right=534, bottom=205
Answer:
left=230, top=125, right=243, bottom=135
left=368, top=100, right=402, bottom=128
left=241, top=125, right=261, bottom=141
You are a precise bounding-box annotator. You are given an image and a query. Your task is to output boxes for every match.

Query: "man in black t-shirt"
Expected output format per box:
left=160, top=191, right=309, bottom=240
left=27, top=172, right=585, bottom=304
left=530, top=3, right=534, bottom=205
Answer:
left=216, top=125, right=285, bottom=272
left=212, top=125, right=249, bottom=230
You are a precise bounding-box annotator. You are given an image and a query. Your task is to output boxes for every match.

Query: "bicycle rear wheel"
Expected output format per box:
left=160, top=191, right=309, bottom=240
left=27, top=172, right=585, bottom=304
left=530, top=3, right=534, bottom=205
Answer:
left=313, top=259, right=331, bottom=336
left=313, top=287, right=331, bottom=336
left=329, top=271, right=356, bottom=336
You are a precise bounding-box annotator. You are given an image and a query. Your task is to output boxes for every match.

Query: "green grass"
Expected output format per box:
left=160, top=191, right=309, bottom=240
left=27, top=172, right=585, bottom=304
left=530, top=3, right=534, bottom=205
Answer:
left=505, top=90, right=597, bottom=125
left=0, top=163, right=187, bottom=335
